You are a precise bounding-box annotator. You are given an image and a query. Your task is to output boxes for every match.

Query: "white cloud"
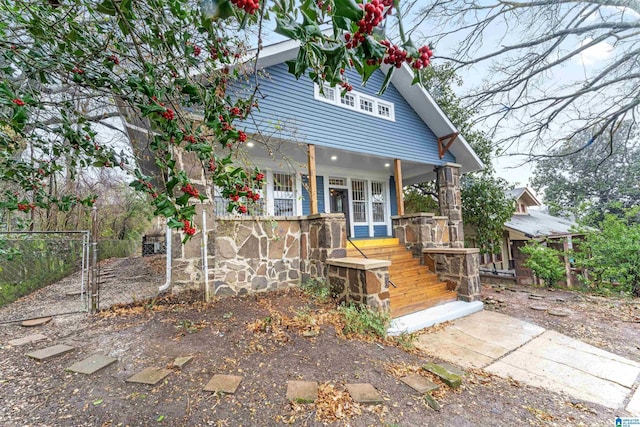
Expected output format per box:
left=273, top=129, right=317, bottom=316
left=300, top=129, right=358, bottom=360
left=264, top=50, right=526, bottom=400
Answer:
left=577, top=37, right=614, bottom=66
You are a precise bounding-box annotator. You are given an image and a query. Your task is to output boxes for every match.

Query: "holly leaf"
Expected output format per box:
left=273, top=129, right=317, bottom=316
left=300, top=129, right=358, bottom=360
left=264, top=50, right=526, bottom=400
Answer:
left=333, top=0, right=363, bottom=21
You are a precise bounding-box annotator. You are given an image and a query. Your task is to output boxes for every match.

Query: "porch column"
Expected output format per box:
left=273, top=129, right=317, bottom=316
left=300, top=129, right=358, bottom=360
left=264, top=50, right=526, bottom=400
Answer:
left=307, top=144, right=318, bottom=215
left=436, top=162, right=464, bottom=248
left=393, top=159, right=404, bottom=216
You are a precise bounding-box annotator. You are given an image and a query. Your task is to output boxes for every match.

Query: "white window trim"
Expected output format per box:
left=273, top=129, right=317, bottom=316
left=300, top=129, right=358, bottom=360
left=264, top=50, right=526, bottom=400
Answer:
left=314, top=84, right=395, bottom=122
left=370, top=180, right=387, bottom=226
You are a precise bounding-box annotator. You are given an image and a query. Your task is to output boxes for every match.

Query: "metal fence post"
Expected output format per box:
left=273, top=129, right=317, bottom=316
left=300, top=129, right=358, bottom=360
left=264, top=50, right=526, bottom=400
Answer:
left=90, top=206, right=99, bottom=313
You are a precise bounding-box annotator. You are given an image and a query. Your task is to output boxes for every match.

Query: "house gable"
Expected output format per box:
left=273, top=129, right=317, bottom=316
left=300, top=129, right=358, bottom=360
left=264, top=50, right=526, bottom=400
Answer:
left=231, top=64, right=456, bottom=166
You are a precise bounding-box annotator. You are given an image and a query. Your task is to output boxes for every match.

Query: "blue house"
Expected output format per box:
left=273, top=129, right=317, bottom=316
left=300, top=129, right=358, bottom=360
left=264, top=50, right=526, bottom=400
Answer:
left=123, top=37, right=485, bottom=320
left=211, top=38, right=483, bottom=239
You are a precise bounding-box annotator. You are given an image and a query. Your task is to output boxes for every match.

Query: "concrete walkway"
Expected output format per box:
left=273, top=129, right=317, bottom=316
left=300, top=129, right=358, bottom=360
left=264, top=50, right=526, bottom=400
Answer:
left=415, top=310, right=640, bottom=413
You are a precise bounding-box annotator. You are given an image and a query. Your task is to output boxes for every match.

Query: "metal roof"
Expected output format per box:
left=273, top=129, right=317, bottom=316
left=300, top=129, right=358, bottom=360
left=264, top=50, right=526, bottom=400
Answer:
left=505, top=209, right=581, bottom=238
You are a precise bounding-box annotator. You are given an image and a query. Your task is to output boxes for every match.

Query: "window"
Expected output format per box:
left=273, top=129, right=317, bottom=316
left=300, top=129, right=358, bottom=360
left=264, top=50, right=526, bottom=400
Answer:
left=359, top=97, right=374, bottom=113
left=273, top=172, right=295, bottom=216
left=214, top=184, right=265, bottom=216
left=318, top=84, right=335, bottom=102
left=352, top=179, right=367, bottom=223
left=371, top=181, right=385, bottom=222
left=340, top=93, right=355, bottom=107
left=329, top=177, right=346, bottom=186
left=314, top=85, right=395, bottom=121
left=378, top=103, right=391, bottom=118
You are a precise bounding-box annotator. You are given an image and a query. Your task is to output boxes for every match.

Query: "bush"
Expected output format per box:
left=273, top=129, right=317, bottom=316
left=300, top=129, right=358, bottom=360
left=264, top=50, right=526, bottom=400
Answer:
left=520, top=242, right=565, bottom=287
left=575, top=210, right=640, bottom=296
left=339, top=303, right=390, bottom=339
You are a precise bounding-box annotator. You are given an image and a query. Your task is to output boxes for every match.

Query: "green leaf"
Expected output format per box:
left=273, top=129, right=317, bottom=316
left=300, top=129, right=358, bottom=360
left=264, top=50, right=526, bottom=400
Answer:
left=377, top=68, right=394, bottom=95
left=333, top=0, right=363, bottom=21
left=274, top=16, right=300, bottom=40
left=96, top=1, right=116, bottom=15
left=92, top=399, right=104, bottom=406
left=157, top=415, right=165, bottom=422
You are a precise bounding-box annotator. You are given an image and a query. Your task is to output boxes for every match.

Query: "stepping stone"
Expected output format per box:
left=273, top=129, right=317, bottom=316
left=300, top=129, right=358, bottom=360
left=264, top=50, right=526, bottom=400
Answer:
left=400, top=373, right=439, bottom=394
left=422, top=363, right=462, bottom=389
left=436, top=362, right=465, bottom=378
left=548, top=309, right=570, bottom=317
left=9, top=333, right=47, bottom=347
left=21, top=317, right=52, bottom=327
left=126, top=367, right=172, bottom=385
left=424, top=393, right=441, bottom=411
left=172, top=356, right=193, bottom=369
left=203, top=374, right=242, bottom=394
left=66, top=354, right=117, bottom=374
left=27, top=344, right=74, bottom=361
left=286, top=380, right=318, bottom=403
left=530, top=305, right=548, bottom=311
left=345, top=383, right=383, bottom=405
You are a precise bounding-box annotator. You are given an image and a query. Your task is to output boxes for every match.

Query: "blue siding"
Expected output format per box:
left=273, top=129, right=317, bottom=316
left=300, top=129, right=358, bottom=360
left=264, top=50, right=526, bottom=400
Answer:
left=389, top=175, right=398, bottom=216
left=231, top=64, right=456, bottom=165
left=373, top=225, right=388, bottom=237
left=354, top=225, right=369, bottom=238
left=301, top=175, right=325, bottom=215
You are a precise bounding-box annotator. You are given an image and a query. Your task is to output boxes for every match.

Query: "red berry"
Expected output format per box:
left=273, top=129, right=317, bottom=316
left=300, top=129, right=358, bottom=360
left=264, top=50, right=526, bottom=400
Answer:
left=11, top=98, right=25, bottom=106
left=238, top=131, right=247, bottom=142
left=238, top=205, right=248, bottom=214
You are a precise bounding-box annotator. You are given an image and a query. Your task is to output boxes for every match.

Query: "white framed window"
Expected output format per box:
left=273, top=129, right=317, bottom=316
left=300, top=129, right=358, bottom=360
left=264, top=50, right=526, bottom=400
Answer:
left=313, top=84, right=395, bottom=121
left=359, top=97, right=374, bottom=113
left=328, top=177, right=347, bottom=187
left=273, top=172, right=296, bottom=216
left=213, top=184, right=265, bottom=216
left=378, top=103, right=391, bottom=118
left=351, top=179, right=367, bottom=223
left=340, top=93, right=355, bottom=107
left=371, top=181, right=385, bottom=223
left=318, top=84, right=336, bottom=102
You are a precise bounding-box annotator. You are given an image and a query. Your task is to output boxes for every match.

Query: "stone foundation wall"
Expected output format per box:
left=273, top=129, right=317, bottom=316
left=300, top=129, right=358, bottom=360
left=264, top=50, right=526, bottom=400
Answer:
left=326, top=259, right=391, bottom=312
left=170, top=208, right=347, bottom=298
left=392, top=213, right=450, bottom=256
left=423, top=248, right=481, bottom=302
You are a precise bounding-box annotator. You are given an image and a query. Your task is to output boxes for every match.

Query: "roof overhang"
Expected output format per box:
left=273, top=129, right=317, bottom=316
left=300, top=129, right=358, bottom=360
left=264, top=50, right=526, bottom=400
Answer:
left=244, top=37, right=485, bottom=176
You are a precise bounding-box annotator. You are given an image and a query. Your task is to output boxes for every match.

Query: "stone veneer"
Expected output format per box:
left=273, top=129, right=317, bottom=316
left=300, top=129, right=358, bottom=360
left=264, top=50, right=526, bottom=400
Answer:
left=436, top=163, right=464, bottom=248
left=423, top=248, right=481, bottom=302
left=392, top=213, right=450, bottom=256
left=170, top=207, right=347, bottom=298
left=326, top=258, right=391, bottom=312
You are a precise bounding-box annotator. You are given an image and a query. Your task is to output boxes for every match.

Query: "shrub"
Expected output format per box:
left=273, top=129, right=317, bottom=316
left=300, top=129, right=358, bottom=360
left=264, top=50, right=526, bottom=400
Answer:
left=520, top=242, right=565, bottom=287
left=575, top=209, right=640, bottom=297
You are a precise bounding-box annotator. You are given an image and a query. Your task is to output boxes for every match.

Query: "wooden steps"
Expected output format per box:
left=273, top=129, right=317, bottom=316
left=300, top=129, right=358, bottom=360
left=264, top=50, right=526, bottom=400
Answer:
left=346, top=241, right=457, bottom=318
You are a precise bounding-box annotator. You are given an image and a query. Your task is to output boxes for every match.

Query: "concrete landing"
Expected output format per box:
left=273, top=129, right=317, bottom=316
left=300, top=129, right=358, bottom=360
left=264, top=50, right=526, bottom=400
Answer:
left=387, top=300, right=484, bottom=336
left=415, top=310, right=544, bottom=368
left=414, top=311, right=640, bottom=411
left=486, top=330, right=640, bottom=409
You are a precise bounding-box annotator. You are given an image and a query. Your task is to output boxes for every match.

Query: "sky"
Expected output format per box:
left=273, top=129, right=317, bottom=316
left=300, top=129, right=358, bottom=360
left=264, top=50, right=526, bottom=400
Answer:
left=405, top=3, right=640, bottom=196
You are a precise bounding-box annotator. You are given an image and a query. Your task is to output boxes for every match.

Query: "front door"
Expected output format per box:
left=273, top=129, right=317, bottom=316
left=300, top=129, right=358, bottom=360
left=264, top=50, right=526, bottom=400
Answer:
left=329, top=188, right=350, bottom=237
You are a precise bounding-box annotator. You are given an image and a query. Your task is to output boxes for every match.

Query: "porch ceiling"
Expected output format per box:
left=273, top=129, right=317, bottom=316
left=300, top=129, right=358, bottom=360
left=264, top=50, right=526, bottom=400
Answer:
left=244, top=140, right=437, bottom=182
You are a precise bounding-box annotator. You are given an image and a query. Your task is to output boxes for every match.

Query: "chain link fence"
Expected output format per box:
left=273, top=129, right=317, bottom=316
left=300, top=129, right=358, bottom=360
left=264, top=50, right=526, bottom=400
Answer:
left=0, top=231, right=90, bottom=322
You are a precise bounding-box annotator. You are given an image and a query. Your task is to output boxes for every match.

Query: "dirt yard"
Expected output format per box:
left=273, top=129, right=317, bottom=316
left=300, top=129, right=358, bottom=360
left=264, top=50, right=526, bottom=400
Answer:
left=0, top=257, right=638, bottom=426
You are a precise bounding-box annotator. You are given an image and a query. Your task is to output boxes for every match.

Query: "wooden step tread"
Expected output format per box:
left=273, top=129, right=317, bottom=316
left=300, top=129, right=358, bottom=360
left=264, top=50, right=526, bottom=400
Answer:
left=389, top=278, right=444, bottom=292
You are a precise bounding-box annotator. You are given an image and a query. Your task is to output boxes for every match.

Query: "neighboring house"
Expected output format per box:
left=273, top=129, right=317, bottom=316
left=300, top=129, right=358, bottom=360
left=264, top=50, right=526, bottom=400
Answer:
left=480, top=187, right=583, bottom=286
left=121, top=37, right=485, bottom=318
